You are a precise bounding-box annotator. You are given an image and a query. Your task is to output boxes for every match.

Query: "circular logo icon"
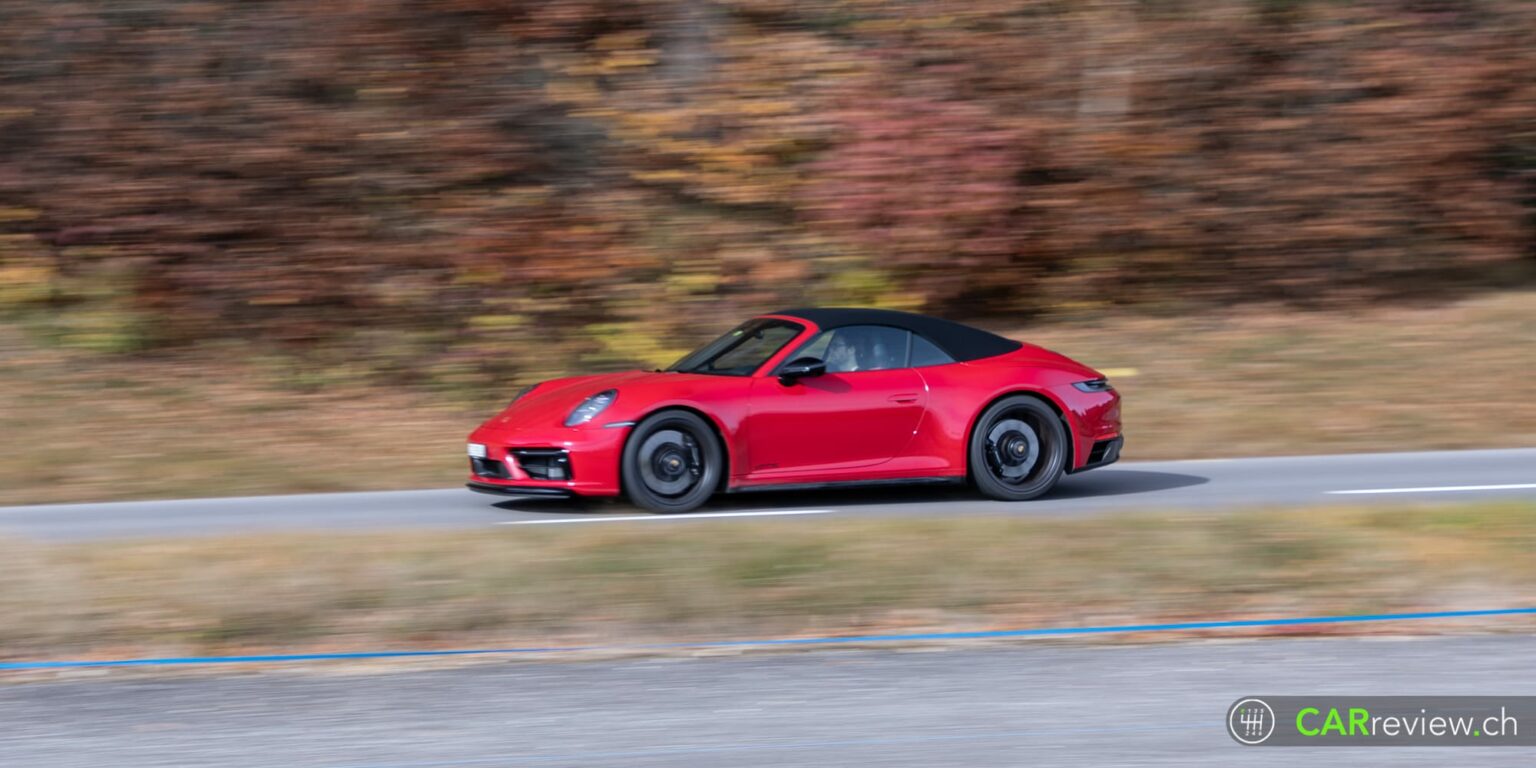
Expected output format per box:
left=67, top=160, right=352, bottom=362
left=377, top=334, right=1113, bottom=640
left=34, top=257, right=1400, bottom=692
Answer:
left=1228, top=698, right=1276, bottom=745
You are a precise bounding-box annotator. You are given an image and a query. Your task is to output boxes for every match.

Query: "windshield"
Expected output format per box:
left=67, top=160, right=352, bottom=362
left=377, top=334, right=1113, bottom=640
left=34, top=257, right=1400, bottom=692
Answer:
left=665, top=319, right=804, bottom=376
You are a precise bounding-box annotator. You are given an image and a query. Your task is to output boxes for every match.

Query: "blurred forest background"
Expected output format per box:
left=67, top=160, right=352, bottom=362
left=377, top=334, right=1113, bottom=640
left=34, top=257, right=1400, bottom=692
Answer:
left=1, top=0, right=1534, bottom=502
left=2, top=0, right=1532, bottom=383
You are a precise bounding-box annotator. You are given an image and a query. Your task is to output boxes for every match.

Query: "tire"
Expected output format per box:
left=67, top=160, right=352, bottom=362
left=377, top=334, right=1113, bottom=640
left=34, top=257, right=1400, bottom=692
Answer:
left=968, top=395, right=1069, bottom=501
left=621, top=410, right=724, bottom=513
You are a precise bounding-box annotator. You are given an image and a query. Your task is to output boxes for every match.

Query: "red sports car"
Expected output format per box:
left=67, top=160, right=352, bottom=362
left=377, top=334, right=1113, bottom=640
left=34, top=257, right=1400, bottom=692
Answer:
left=467, top=308, right=1122, bottom=512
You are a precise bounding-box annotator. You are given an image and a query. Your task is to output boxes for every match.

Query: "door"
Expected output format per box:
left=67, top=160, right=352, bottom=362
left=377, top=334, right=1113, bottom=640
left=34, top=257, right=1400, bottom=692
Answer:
left=744, top=325, right=926, bottom=477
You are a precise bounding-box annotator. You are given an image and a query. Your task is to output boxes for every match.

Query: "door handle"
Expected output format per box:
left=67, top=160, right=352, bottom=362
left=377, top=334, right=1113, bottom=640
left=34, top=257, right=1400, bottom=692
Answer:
left=889, top=393, right=920, bottom=404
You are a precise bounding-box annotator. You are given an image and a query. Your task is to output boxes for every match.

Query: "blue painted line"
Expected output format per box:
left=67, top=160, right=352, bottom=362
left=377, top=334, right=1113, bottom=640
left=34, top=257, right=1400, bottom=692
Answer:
left=2, top=606, right=1532, bottom=670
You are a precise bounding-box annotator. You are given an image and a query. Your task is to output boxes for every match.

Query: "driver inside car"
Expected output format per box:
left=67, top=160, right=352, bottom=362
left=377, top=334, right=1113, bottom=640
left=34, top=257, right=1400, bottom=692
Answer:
left=824, top=333, right=861, bottom=372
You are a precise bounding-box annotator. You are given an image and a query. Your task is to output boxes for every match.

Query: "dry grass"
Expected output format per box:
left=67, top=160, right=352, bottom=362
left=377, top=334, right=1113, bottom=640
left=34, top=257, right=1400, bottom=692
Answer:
left=1013, top=290, right=1536, bottom=459
left=0, top=325, right=470, bottom=506
left=1, top=290, right=1532, bottom=504
left=1, top=502, right=1533, bottom=661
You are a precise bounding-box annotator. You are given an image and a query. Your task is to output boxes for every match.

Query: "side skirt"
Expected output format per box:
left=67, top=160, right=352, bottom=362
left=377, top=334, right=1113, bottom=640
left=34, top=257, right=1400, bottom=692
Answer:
left=726, top=476, right=966, bottom=494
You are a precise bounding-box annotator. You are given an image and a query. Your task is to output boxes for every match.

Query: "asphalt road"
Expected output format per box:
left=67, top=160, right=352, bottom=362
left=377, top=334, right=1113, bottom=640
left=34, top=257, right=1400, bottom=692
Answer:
left=4, top=636, right=1535, bottom=767
left=1, top=448, right=1532, bottom=539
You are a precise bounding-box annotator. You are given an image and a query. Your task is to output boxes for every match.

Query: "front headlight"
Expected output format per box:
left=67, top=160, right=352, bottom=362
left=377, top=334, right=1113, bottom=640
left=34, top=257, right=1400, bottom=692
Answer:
left=1072, top=378, right=1113, bottom=393
left=564, top=389, right=617, bottom=427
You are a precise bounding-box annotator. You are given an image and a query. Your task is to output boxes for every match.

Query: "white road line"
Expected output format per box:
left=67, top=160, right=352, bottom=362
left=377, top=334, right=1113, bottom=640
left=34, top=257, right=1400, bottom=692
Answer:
left=1327, top=483, right=1536, bottom=495
left=497, top=509, right=834, bottom=525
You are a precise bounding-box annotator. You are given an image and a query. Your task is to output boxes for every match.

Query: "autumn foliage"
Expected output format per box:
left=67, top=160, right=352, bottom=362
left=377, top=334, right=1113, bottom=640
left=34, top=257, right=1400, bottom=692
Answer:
left=0, top=0, right=1531, bottom=382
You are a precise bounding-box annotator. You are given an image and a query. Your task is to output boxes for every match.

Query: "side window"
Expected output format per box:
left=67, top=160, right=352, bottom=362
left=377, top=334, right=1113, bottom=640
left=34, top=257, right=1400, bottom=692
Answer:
left=909, top=334, right=956, bottom=367
left=812, top=326, right=910, bottom=373
left=794, top=332, right=834, bottom=362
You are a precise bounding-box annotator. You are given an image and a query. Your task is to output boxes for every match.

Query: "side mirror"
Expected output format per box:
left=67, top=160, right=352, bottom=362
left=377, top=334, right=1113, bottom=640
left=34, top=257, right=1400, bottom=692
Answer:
left=777, top=356, right=826, bottom=385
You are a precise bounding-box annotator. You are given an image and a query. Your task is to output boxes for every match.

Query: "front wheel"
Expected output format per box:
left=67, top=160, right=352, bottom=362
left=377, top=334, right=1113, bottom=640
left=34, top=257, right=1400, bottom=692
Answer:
left=969, top=395, right=1069, bottom=501
left=621, top=410, right=723, bottom=513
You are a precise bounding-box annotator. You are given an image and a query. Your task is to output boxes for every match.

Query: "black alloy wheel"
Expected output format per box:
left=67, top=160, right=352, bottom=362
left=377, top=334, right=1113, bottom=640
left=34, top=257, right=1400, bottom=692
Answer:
left=968, top=395, right=1069, bottom=501
left=622, top=410, right=723, bottom=513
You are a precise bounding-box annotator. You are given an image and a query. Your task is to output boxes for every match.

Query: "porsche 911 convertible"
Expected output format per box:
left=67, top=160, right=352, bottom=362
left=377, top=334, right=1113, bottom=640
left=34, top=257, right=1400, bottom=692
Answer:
left=467, top=308, right=1122, bottom=512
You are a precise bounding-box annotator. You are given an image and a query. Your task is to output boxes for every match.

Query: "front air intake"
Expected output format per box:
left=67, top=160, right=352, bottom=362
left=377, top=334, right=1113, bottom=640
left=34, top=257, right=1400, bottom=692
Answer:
left=1087, top=438, right=1121, bottom=465
left=470, top=457, right=510, bottom=479
left=509, top=448, right=573, bottom=481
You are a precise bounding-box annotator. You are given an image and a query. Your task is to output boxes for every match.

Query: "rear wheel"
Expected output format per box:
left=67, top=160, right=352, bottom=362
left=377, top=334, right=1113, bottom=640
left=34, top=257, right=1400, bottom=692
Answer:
left=969, top=395, right=1068, bottom=501
left=622, top=410, right=723, bottom=513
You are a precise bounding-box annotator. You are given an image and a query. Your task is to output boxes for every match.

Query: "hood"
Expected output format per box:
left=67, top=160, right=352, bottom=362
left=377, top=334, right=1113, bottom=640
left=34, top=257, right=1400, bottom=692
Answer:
left=483, top=371, right=649, bottom=431
left=969, top=342, right=1104, bottom=380
left=478, top=369, right=723, bottom=433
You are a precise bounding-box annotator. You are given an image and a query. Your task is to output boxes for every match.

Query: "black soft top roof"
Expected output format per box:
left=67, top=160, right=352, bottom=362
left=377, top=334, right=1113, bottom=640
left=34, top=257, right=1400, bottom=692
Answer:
left=769, top=307, right=1022, bottom=362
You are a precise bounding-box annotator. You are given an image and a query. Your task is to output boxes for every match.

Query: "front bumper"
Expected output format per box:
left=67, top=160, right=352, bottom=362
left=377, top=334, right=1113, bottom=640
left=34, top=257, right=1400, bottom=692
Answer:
left=465, top=423, right=628, bottom=497
left=466, top=482, right=574, bottom=498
